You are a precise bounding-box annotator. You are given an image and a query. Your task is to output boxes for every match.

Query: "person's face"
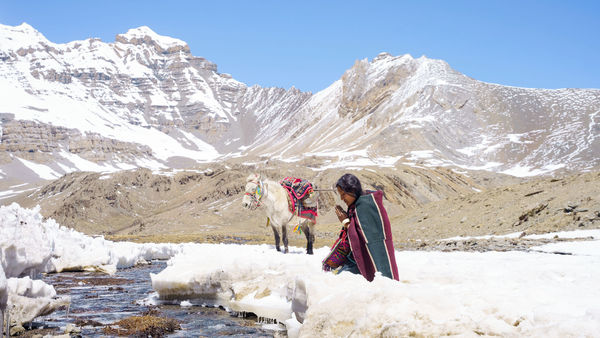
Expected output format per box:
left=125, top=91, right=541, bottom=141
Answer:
left=337, top=186, right=356, bottom=207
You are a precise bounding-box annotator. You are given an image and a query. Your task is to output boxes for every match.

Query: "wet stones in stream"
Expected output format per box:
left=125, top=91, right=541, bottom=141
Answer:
left=51, top=274, right=134, bottom=296
left=32, top=262, right=275, bottom=337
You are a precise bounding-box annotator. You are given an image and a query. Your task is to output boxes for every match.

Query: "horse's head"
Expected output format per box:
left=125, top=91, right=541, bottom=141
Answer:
left=242, top=174, right=263, bottom=210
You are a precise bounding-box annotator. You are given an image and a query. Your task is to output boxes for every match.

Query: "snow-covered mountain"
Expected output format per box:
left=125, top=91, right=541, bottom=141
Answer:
left=1, top=23, right=598, bottom=184
left=0, top=23, right=310, bottom=181
left=249, top=53, right=600, bottom=176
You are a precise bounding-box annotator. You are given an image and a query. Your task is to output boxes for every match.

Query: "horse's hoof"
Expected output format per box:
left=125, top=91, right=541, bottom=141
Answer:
left=284, top=248, right=289, bottom=254
left=276, top=247, right=281, bottom=252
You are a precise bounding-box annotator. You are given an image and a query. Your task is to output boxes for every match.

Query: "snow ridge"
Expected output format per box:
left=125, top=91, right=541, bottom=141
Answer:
left=117, top=26, right=187, bottom=48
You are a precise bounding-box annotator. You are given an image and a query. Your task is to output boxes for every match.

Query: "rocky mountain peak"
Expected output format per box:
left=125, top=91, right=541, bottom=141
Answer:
left=0, top=22, right=51, bottom=51
left=372, top=51, right=394, bottom=61
left=115, top=26, right=190, bottom=54
left=344, top=53, right=446, bottom=87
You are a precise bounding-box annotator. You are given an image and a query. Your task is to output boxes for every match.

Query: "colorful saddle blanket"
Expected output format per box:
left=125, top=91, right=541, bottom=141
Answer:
left=279, top=177, right=318, bottom=223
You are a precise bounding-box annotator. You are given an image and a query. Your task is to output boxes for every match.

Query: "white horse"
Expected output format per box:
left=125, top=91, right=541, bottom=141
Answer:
left=242, top=174, right=316, bottom=254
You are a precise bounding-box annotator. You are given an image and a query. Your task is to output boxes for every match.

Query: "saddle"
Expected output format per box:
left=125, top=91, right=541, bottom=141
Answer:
left=279, top=177, right=318, bottom=224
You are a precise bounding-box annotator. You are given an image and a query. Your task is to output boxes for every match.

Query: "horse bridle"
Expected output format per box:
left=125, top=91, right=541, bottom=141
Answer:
left=244, top=179, right=264, bottom=209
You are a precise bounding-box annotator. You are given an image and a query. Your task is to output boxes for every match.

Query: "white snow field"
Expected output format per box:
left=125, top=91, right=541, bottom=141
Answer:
left=1, top=203, right=599, bottom=336
left=151, top=237, right=600, bottom=337
left=0, top=203, right=188, bottom=327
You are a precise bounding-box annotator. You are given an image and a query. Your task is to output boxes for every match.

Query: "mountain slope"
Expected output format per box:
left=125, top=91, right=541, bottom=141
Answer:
left=0, top=23, right=310, bottom=181
left=11, top=161, right=482, bottom=242
left=1, top=24, right=599, bottom=186
left=250, top=53, right=600, bottom=176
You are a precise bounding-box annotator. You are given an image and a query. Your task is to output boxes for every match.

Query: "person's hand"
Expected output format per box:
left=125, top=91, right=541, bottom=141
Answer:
left=335, top=205, right=348, bottom=223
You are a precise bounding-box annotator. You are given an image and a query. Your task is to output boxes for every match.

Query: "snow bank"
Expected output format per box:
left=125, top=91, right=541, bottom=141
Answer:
left=151, top=244, right=314, bottom=323
left=5, top=276, right=69, bottom=327
left=531, top=240, right=600, bottom=256
left=0, top=203, right=186, bottom=328
left=7, top=277, right=55, bottom=299
left=0, top=203, right=186, bottom=275
left=45, top=226, right=185, bottom=275
left=151, top=241, right=600, bottom=337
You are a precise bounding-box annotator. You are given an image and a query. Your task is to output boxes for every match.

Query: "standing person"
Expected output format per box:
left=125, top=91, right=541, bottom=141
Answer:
left=323, top=173, right=399, bottom=281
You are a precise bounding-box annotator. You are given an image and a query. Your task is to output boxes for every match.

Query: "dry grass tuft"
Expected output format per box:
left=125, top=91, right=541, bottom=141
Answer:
left=102, top=315, right=180, bottom=337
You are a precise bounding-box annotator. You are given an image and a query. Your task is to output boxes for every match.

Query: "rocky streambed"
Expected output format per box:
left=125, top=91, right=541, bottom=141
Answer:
left=19, top=261, right=276, bottom=337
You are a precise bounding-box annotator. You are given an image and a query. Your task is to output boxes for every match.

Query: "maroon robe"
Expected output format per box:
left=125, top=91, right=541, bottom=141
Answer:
left=346, top=190, right=399, bottom=281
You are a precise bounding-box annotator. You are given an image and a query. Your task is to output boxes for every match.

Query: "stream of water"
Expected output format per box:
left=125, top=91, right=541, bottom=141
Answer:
left=37, top=261, right=280, bottom=336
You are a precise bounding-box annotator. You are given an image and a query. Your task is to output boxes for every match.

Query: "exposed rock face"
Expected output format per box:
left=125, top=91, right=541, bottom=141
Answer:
left=0, top=117, right=153, bottom=163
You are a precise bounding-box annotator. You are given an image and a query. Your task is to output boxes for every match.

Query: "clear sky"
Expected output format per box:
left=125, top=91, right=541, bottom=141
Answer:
left=1, top=1, right=598, bottom=93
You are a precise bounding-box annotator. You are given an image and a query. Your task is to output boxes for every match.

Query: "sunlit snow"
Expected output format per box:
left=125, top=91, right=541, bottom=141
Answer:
left=1, top=203, right=599, bottom=335
left=501, top=163, right=566, bottom=177
left=119, top=26, right=187, bottom=49
left=15, top=157, right=61, bottom=180
left=150, top=240, right=600, bottom=337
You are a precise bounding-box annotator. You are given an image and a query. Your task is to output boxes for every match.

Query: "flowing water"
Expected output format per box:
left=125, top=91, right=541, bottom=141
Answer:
left=37, top=261, right=280, bottom=336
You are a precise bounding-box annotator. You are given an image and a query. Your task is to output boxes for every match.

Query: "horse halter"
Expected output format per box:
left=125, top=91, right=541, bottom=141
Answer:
left=245, top=179, right=264, bottom=209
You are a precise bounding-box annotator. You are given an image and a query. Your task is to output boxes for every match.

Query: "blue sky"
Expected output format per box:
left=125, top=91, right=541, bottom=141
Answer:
left=1, top=1, right=598, bottom=93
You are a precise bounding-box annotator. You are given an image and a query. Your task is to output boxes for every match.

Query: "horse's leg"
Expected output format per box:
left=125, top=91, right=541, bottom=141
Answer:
left=271, top=225, right=281, bottom=252
left=309, top=224, right=315, bottom=255
left=4, top=308, right=8, bottom=338
left=282, top=224, right=289, bottom=253
left=301, top=222, right=315, bottom=255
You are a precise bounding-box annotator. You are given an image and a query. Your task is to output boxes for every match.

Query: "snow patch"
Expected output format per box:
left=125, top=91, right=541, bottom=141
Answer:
left=443, top=229, right=600, bottom=242
left=501, top=163, right=566, bottom=177
left=531, top=240, right=600, bottom=256
left=15, top=157, right=61, bottom=180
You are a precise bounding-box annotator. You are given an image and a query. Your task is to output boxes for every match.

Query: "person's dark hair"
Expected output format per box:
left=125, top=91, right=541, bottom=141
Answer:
left=336, top=173, right=363, bottom=199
